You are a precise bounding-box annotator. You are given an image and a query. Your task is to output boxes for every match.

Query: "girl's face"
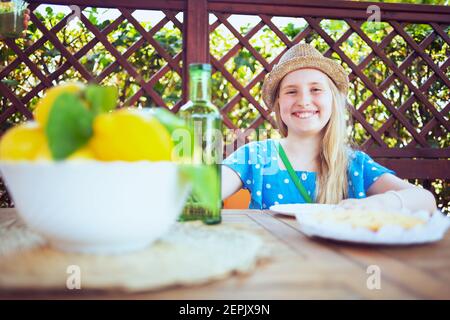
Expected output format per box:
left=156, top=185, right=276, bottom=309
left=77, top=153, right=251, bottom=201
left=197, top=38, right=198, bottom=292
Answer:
left=278, top=68, right=333, bottom=137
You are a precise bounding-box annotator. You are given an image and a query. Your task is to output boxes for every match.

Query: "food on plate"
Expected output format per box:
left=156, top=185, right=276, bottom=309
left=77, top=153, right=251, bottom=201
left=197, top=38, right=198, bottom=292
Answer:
left=311, top=210, right=427, bottom=232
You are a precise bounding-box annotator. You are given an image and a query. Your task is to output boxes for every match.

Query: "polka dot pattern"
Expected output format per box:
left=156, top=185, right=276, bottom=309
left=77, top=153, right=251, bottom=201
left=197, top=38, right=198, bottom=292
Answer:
left=222, top=140, right=396, bottom=209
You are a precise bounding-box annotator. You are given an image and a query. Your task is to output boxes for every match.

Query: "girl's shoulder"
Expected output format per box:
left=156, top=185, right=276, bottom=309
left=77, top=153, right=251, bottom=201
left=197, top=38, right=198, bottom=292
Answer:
left=229, top=139, right=276, bottom=155
left=347, top=149, right=380, bottom=172
left=244, top=139, right=275, bottom=149
left=347, top=148, right=395, bottom=175
left=348, top=148, right=371, bottom=164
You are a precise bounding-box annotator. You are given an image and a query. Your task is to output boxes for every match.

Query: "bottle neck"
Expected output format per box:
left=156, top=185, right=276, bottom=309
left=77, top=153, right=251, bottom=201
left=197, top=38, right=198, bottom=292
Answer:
left=189, top=70, right=211, bottom=102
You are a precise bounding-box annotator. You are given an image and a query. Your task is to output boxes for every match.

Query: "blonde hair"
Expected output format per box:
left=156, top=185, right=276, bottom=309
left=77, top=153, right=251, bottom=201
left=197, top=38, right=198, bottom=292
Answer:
left=273, top=77, right=350, bottom=204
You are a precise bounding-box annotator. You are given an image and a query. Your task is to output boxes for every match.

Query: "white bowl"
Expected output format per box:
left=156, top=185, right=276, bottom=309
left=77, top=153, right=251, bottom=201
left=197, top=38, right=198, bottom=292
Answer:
left=0, top=160, right=190, bottom=254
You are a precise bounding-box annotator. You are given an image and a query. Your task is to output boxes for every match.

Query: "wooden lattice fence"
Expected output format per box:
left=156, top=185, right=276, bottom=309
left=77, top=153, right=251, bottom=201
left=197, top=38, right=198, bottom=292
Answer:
left=0, top=0, right=449, bottom=210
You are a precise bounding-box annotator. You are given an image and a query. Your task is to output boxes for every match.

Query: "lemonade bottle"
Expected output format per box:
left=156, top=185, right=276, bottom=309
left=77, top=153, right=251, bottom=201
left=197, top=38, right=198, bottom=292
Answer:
left=178, top=63, right=222, bottom=224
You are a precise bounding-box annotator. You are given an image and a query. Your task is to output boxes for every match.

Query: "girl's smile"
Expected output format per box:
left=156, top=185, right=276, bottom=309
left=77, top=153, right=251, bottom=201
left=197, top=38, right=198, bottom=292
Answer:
left=291, top=109, right=320, bottom=119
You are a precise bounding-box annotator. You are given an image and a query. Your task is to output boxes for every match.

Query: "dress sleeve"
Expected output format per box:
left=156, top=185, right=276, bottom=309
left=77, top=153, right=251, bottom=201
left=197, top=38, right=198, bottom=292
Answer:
left=222, top=142, right=254, bottom=192
left=360, top=151, right=396, bottom=192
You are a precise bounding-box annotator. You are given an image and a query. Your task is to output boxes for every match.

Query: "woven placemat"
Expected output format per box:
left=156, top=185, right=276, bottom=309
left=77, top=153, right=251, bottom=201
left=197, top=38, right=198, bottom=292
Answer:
left=0, top=209, right=269, bottom=292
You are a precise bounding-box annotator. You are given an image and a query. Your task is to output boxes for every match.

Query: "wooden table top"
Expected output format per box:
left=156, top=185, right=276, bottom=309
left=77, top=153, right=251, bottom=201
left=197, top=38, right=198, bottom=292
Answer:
left=1, top=208, right=449, bottom=299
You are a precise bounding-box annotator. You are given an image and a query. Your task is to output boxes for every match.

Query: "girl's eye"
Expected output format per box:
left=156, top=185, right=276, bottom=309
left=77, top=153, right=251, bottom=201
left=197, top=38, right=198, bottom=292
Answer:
left=311, top=88, right=322, bottom=93
left=286, top=91, right=296, bottom=94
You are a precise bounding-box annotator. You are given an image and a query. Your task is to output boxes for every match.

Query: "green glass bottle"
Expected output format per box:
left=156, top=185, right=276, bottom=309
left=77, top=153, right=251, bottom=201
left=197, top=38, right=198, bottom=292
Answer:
left=178, top=63, right=222, bottom=225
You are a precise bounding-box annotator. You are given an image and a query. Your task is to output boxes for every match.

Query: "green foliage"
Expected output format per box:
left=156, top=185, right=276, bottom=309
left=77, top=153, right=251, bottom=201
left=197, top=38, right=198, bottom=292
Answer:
left=0, top=3, right=14, bottom=14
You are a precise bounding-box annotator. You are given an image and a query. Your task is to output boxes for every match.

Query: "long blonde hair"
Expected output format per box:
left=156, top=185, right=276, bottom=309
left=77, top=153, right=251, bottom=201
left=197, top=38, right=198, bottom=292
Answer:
left=273, top=77, right=350, bottom=204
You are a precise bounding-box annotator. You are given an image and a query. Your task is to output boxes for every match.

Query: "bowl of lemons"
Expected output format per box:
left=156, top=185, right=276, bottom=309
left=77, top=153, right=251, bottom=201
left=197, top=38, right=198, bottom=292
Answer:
left=0, top=83, right=201, bottom=254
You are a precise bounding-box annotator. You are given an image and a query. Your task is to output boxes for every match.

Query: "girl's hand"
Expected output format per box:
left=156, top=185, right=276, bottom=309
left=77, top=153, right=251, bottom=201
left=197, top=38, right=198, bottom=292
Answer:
left=338, top=197, right=386, bottom=211
left=338, top=192, right=408, bottom=212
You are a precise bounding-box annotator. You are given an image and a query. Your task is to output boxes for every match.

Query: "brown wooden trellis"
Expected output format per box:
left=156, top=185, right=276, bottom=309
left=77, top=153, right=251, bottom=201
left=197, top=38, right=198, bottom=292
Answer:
left=0, top=0, right=449, bottom=205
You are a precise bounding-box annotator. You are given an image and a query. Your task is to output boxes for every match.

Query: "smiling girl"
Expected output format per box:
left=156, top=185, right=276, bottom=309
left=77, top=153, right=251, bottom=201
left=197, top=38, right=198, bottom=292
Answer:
left=221, top=44, right=437, bottom=213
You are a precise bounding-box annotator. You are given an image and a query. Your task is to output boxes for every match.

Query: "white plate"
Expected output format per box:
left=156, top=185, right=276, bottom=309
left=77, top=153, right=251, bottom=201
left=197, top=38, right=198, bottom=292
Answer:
left=269, top=203, right=336, bottom=217
left=295, top=210, right=450, bottom=245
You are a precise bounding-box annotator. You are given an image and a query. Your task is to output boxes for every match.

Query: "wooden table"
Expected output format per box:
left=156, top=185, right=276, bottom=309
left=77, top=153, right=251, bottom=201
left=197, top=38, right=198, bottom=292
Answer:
left=1, top=209, right=450, bottom=299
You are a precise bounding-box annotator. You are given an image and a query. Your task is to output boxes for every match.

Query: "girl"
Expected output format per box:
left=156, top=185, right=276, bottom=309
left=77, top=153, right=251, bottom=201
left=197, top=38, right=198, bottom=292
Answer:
left=221, top=43, right=437, bottom=213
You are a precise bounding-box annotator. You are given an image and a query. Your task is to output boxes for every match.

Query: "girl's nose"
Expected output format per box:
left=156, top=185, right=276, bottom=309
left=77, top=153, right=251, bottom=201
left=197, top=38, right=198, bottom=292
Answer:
left=296, top=90, right=312, bottom=106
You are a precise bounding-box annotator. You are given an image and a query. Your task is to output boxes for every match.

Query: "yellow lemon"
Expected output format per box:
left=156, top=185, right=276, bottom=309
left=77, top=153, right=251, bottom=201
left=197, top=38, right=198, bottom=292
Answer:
left=68, top=145, right=96, bottom=160
left=89, top=109, right=173, bottom=161
left=34, top=141, right=52, bottom=161
left=0, top=123, right=48, bottom=161
left=33, top=83, right=85, bottom=127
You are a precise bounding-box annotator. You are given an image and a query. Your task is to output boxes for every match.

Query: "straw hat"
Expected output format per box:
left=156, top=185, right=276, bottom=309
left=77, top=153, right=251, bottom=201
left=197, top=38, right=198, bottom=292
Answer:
left=262, top=43, right=349, bottom=109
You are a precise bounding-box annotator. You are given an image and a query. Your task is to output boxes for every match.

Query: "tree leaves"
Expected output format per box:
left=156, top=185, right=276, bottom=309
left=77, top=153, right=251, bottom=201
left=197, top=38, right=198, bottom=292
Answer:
left=283, top=23, right=301, bottom=40
left=234, top=50, right=256, bottom=73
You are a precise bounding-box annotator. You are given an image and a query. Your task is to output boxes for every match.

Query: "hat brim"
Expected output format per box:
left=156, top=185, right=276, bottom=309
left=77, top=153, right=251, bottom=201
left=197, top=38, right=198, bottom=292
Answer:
left=262, top=56, right=349, bottom=108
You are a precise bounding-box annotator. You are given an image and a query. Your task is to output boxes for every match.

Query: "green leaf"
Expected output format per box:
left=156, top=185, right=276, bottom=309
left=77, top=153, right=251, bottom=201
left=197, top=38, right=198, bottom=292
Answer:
left=149, top=107, right=187, bottom=134
left=282, top=23, right=301, bottom=39
left=179, top=164, right=220, bottom=212
left=88, top=10, right=98, bottom=25
left=1, top=79, right=19, bottom=87
left=99, top=56, right=111, bottom=67
left=150, top=107, right=194, bottom=159
left=45, top=49, right=60, bottom=58
left=85, top=84, right=118, bottom=115
left=46, top=93, right=94, bottom=160
left=234, top=51, right=256, bottom=73
left=153, top=82, right=164, bottom=95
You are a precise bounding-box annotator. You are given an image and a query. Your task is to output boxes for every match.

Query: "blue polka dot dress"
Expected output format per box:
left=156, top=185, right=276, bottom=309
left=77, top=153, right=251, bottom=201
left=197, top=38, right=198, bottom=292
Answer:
left=222, top=139, right=395, bottom=209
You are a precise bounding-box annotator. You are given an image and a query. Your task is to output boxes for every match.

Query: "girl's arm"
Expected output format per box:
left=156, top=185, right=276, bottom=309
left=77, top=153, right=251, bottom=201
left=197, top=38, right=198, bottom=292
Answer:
left=339, top=173, right=437, bottom=213
left=221, top=165, right=243, bottom=200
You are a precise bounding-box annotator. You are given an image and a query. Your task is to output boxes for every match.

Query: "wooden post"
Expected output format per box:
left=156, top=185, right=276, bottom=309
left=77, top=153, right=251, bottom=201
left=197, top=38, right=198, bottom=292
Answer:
left=182, top=0, right=209, bottom=104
